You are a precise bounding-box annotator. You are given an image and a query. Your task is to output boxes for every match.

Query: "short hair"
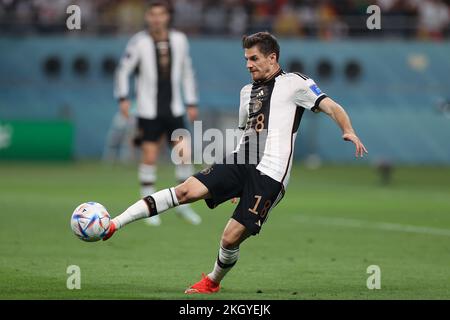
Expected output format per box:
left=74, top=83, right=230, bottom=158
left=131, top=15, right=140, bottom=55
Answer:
left=146, top=0, right=172, bottom=13
left=242, top=32, right=280, bottom=61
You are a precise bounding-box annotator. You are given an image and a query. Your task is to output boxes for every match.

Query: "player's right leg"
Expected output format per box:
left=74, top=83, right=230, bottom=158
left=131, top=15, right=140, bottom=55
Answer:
left=103, top=176, right=209, bottom=240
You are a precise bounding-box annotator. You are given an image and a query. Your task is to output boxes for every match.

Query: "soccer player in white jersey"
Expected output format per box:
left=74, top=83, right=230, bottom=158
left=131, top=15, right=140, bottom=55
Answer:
left=114, top=1, right=201, bottom=226
left=104, top=32, right=368, bottom=294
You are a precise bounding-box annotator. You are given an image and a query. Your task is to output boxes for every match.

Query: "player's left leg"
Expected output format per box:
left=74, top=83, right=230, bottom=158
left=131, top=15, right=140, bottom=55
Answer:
left=185, top=218, right=251, bottom=294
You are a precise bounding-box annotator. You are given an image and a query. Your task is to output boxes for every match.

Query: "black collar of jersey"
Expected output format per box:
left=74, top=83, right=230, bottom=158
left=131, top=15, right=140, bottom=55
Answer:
left=253, top=68, right=284, bottom=85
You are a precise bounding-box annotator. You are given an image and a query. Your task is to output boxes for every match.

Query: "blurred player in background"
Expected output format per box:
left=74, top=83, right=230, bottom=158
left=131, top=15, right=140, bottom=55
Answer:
left=114, top=0, right=201, bottom=226
left=105, top=32, right=367, bottom=293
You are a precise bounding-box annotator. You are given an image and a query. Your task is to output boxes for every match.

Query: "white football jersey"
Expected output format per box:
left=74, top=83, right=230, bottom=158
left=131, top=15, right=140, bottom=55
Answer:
left=234, top=70, right=327, bottom=188
left=114, top=30, right=198, bottom=119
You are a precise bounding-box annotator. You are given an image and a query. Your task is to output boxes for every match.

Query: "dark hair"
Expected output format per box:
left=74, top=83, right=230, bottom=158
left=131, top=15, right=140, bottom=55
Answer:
left=146, top=0, right=172, bottom=13
left=242, top=32, right=280, bottom=61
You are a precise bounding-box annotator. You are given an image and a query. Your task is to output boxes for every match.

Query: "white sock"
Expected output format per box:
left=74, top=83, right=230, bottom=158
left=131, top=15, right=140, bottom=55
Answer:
left=151, top=187, right=179, bottom=212
left=112, top=187, right=179, bottom=229
left=139, top=164, right=156, bottom=197
left=208, top=246, right=240, bottom=284
left=112, top=200, right=149, bottom=229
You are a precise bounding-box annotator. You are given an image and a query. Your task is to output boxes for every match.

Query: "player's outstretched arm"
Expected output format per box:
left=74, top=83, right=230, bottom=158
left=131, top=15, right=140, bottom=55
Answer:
left=317, top=97, right=368, bottom=158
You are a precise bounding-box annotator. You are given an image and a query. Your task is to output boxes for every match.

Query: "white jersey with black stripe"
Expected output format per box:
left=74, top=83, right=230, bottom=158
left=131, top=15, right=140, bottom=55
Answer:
left=114, top=30, right=198, bottom=119
left=234, top=70, right=327, bottom=189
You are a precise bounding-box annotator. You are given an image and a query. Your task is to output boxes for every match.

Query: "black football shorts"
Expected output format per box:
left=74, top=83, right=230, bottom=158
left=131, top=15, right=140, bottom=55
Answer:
left=135, top=116, right=187, bottom=145
left=193, top=154, right=284, bottom=235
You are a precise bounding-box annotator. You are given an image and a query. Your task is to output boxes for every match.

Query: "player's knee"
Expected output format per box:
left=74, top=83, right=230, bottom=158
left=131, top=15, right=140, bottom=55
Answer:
left=142, top=153, right=157, bottom=165
left=174, top=178, right=195, bottom=203
left=221, top=233, right=241, bottom=249
left=174, top=184, right=188, bottom=203
left=141, top=145, right=159, bottom=164
left=175, top=176, right=208, bottom=204
left=221, top=222, right=251, bottom=249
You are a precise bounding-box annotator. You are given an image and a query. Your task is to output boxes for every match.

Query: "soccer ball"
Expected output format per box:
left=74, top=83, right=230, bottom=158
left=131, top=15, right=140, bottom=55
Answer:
left=71, top=202, right=111, bottom=242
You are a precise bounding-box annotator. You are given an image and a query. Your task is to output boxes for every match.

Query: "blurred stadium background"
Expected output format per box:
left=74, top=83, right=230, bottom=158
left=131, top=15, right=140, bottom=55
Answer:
left=1, top=0, right=450, bottom=300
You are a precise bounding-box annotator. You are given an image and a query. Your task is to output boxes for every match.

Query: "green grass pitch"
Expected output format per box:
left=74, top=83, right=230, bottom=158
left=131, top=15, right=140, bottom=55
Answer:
left=0, top=161, right=449, bottom=299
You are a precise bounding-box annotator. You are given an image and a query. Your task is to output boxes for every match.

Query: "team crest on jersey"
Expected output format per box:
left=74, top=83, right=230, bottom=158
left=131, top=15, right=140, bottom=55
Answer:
left=309, top=84, right=322, bottom=96
left=252, top=99, right=263, bottom=112
left=250, top=89, right=265, bottom=113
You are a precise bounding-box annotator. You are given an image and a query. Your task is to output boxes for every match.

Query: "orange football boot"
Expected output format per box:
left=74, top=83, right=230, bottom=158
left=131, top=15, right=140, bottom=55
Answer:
left=184, top=273, right=220, bottom=294
left=102, top=221, right=116, bottom=241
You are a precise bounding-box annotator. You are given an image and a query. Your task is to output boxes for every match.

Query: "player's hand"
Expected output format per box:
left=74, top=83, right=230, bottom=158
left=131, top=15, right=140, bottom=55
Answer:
left=119, top=99, right=131, bottom=118
left=342, top=133, right=368, bottom=158
left=186, top=105, right=198, bottom=122
left=231, top=198, right=238, bottom=204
